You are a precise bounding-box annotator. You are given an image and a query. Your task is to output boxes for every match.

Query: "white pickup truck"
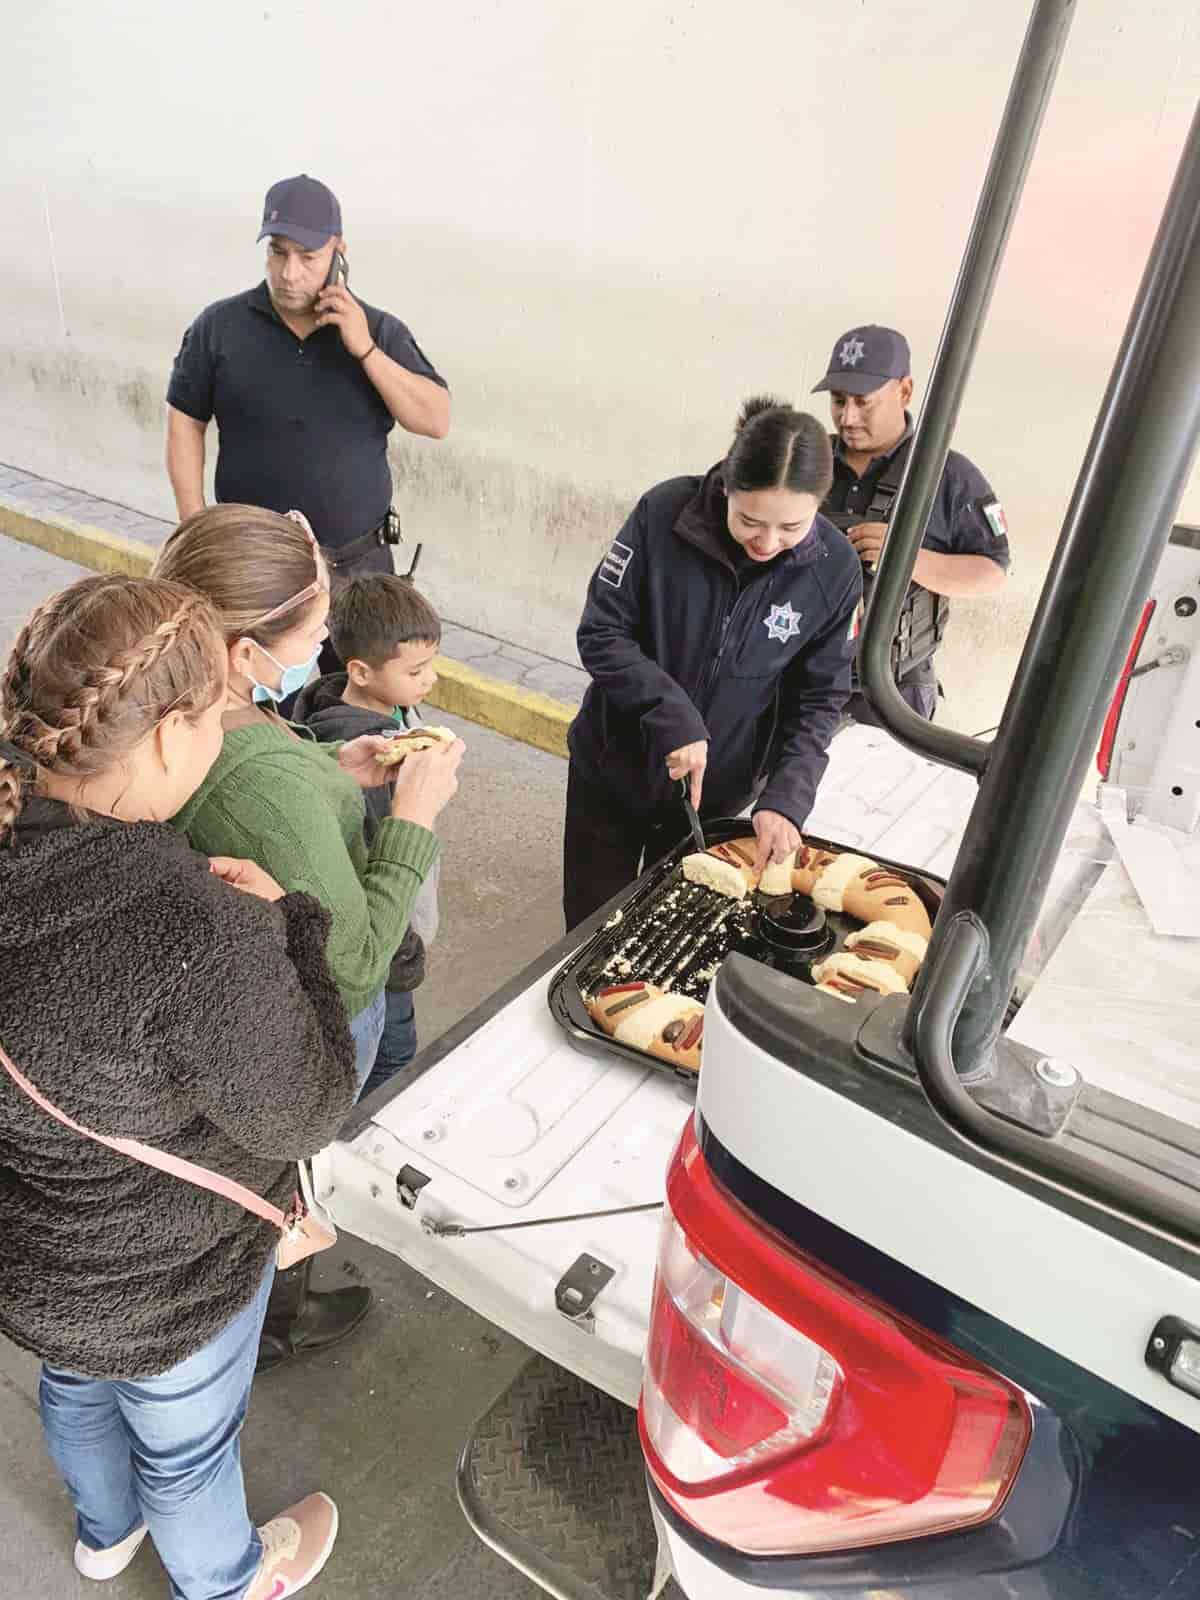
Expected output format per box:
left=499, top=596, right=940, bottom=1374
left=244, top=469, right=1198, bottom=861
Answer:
left=315, top=6, right=1200, bottom=1587
left=313, top=507, right=1200, bottom=1599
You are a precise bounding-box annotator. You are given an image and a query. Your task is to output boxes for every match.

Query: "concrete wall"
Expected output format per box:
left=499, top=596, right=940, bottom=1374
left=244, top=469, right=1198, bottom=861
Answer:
left=3, top=0, right=1198, bottom=733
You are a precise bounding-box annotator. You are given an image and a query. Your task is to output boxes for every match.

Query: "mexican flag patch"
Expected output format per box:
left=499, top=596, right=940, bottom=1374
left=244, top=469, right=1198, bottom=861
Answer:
left=982, top=499, right=1009, bottom=541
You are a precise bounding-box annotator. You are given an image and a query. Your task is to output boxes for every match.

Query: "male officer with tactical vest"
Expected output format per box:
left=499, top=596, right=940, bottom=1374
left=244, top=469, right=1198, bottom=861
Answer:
left=814, top=325, right=1010, bottom=722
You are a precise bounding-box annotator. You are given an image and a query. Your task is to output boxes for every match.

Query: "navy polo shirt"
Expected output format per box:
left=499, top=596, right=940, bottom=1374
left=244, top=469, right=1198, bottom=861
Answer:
left=166, top=282, right=447, bottom=549
left=824, top=418, right=1011, bottom=572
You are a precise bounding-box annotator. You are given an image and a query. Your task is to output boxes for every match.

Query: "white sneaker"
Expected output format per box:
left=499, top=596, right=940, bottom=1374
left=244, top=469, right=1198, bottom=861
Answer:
left=244, top=1493, right=339, bottom=1600
left=74, top=1523, right=149, bottom=1580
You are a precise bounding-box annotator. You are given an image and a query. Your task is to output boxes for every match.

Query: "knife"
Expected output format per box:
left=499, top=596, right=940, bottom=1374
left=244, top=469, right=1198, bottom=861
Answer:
left=679, top=779, right=707, bottom=855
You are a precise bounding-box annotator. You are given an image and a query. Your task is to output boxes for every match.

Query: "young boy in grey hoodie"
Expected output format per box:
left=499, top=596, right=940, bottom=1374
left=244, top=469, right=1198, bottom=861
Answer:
left=294, top=574, right=443, bottom=1097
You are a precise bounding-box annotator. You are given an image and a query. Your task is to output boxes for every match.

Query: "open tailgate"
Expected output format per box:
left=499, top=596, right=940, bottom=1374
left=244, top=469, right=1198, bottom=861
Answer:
left=312, top=726, right=984, bottom=1402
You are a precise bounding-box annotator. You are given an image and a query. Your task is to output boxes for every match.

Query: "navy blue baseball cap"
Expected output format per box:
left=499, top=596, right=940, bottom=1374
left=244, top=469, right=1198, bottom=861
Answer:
left=812, top=325, right=911, bottom=396
left=256, top=175, right=342, bottom=250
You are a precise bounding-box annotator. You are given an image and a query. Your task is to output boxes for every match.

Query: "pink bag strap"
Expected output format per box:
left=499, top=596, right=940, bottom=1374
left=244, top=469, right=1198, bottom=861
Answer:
left=0, top=1038, right=288, bottom=1229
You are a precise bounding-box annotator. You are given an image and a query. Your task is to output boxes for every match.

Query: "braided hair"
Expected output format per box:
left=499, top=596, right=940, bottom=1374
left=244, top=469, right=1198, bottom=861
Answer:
left=0, top=575, right=226, bottom=845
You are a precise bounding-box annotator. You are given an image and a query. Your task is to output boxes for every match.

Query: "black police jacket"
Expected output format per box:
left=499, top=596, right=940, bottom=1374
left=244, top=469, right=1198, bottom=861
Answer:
left=569, top=465, right=862, bottom=830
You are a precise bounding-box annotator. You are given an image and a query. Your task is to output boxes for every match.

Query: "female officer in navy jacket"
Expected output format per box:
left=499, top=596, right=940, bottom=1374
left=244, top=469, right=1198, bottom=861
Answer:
left=564, top=396, right=862, bottom=929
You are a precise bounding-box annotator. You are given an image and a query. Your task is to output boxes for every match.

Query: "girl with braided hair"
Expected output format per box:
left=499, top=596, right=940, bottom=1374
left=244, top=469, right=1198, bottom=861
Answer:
left=0, top=575, right=360, bottom=1597
left=154, top=504, right=464, bottom=1374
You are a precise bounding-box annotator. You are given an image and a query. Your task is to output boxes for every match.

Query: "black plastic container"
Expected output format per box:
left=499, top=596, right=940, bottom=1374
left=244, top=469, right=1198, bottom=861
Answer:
left=548, top=818, right=945, bottom=1082
left=757, top=895, right=837, bottom=974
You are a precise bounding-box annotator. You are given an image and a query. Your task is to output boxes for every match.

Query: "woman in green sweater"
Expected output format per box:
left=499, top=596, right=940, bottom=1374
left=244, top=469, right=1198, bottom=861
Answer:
left=155, top=504, right=464, bottom=1371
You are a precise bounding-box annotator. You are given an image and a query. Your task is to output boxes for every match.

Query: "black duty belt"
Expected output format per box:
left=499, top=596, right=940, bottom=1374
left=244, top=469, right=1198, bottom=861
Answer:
left=325, top=509, right=423, bottom=578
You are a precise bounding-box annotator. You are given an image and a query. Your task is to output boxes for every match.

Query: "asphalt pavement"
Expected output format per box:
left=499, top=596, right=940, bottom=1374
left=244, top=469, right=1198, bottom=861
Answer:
left=0, top=537, right=569, bottom=1598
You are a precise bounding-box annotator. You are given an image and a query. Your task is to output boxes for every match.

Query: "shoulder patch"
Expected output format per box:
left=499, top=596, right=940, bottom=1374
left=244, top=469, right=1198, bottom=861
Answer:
left=598, top=538, right=634, bottom=588
left=980, top=499, right=1009, bottom=541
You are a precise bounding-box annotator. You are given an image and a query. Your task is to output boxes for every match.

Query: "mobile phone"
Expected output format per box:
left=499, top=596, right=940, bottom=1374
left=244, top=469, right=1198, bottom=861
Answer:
left=325, top=250, right=348, bottom=290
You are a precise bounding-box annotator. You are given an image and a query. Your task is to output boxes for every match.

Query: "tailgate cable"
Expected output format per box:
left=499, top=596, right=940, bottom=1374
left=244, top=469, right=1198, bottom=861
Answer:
left=1130, top=644, right=1189, bottom=679
left=422, top=1200, right=663, bottom=1239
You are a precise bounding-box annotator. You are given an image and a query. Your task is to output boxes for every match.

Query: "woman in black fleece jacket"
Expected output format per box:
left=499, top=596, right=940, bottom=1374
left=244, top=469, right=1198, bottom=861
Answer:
left=0, top=576, right=355, bottom=1598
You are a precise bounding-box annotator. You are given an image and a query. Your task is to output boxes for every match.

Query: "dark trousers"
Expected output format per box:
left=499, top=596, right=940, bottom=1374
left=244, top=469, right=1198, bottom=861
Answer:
left=562, top=761, right=687, bottom=931
left=361, top=990, right=418, bottom=1101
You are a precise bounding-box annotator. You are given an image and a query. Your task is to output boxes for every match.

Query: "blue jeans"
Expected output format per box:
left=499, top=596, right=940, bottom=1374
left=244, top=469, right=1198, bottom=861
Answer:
left=39, top=1265, right=274, bottom=1600
left=349, top=989, right=387, bottom=1099
left=361, top=989, right=418, bottom=1101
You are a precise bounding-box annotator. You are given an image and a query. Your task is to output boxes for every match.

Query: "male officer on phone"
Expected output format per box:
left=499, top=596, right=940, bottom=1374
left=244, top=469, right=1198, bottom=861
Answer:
left=165, top=174, right=450, bottom=584
left=814, top=325, right=1009, bottom=723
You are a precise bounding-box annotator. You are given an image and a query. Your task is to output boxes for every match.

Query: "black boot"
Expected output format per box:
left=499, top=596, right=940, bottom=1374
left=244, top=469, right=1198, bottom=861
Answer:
left=256, top=1255, right=373, bottom=1375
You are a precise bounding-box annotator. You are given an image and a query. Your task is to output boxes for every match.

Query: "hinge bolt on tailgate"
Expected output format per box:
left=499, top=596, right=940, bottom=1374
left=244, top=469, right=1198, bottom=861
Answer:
left=1036, top=1057, right=1078, bottom=1088
left=555, top=1253, right=615, bottom=1328
left=396, top=1165, right=432, bottom=1210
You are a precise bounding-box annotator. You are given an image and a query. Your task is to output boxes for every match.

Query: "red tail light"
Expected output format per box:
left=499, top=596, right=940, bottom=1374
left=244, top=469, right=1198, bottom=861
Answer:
left=1097, top=598, right=1156, bottom=777
left=639, top=1122, right=1031, bottom=1556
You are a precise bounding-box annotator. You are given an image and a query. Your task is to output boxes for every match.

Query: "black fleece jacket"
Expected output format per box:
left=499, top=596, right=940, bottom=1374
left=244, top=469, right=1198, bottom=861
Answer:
left=569, top=465, right=862, bottom=828
left=0, top=799, right=357, bottom=1380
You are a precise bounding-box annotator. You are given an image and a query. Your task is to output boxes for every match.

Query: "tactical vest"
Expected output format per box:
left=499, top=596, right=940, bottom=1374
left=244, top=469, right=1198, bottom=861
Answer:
left=823, top=437, right=950, bottom=685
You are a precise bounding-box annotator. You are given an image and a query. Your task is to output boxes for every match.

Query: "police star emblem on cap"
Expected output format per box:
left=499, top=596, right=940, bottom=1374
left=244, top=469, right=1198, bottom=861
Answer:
left=764, top=601, right=803, bottom=643
left=838, top=337, right=866, bottom=367
left=812, top=325, right=911, bottom=394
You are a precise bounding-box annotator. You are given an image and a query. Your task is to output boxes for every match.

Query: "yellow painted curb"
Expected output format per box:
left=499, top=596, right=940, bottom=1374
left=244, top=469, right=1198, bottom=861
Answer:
left=1, top=499, right=575, bottom=759
left=427, top=656, right=572, bottom=759
left=0, top=501, right=154, bottom=578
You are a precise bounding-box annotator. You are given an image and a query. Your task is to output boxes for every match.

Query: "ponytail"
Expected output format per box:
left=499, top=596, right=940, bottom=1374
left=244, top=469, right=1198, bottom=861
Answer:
left=725, top=395, right=833, bottom=501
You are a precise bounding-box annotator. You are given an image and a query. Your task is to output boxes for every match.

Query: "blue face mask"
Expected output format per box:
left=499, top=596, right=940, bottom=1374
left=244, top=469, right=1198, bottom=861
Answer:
left=244, top=639, right=322, bottom=705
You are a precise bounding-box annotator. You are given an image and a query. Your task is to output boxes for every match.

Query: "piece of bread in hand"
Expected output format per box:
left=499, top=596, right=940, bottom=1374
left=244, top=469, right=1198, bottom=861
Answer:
left=682, top=852, right=748, bottom=901
left=374, top=725, right=457, bottom=766
left=586, top=982, right=706, bottom=1071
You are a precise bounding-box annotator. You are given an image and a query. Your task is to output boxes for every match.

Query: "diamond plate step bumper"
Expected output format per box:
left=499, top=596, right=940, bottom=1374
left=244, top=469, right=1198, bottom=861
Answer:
left=457, top=1353, right=684, bottom=1600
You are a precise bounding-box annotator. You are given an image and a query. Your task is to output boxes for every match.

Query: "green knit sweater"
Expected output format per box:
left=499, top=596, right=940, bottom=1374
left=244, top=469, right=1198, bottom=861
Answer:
left=172, top=715, right=439, bottom=1017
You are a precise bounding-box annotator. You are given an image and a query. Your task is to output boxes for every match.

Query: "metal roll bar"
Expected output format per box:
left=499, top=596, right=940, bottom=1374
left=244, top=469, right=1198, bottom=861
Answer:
left=856, top=0, right=1077, bottom=774
left=907, top=93, right=1200, bottom=1237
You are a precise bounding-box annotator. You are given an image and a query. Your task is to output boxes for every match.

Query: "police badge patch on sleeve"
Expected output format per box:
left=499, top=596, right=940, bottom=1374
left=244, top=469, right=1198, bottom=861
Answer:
left=598, top=539, right=633, bottom=588
left=981, top=499, right=1009, bottom=541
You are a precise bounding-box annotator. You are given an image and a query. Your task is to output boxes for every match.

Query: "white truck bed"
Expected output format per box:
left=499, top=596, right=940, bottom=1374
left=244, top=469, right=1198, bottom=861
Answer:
left=316, top=723, right=1198, bottom=1402
left=1009, top=829, right=1200, bottom=1127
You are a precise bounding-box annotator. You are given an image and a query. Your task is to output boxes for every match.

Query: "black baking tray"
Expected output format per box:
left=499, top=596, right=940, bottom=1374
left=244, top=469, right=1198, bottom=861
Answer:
left=547, top=818, right=946, bottom=1082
